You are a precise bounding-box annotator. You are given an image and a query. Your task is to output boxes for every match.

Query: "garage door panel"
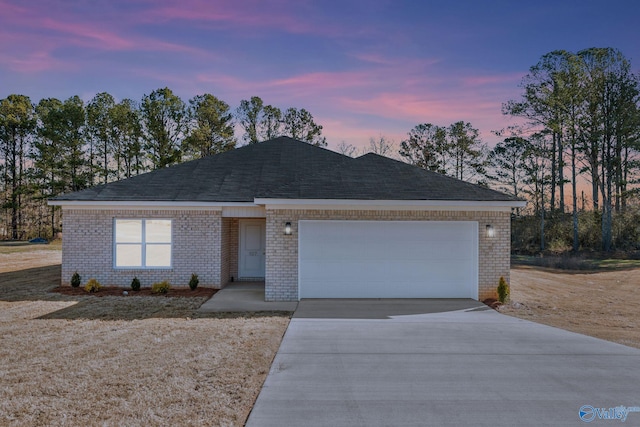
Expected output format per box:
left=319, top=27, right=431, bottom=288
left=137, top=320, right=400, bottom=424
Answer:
left=299, top=220, right=478, bottom=299
left=301, top=246, right=475, bottom=264
left=302, top=264, right=473, bottom=288
left=301, top=278, right=473, bottom=299
left=302, top=260, right=433, bottom=279
left=304, top=240, right=468, bottom=262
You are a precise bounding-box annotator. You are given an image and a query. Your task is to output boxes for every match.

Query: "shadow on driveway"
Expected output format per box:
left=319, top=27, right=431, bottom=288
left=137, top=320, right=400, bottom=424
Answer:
left=294, top=298, right=489, bottom=319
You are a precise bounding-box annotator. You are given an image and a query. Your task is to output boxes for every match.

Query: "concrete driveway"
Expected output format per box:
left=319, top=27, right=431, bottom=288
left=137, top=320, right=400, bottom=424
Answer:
left=246, top=299, right=640, bottom=427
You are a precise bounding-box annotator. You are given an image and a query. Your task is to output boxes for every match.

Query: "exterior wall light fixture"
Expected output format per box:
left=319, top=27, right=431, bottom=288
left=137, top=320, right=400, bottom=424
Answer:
left=284, top=222, right=292, bottom=235
left=486, top=224, right=495, bottom=238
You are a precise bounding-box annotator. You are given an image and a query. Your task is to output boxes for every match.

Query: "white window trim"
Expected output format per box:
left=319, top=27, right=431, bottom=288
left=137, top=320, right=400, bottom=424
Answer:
left=113, top=219, right=173, bottom=269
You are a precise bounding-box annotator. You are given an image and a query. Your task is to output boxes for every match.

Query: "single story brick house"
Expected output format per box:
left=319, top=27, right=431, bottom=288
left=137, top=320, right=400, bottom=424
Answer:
left=49, top=136, right=525, bottom=301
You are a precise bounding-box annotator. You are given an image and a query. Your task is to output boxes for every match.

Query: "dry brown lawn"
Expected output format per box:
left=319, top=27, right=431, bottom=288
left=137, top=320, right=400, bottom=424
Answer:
left=502, top=266, right=640, bottom=349
left=5, top=243, right=639, bottom=425
left=0, top=240, right=63, bottom=273
left=0, top=246, right=290, bottom=427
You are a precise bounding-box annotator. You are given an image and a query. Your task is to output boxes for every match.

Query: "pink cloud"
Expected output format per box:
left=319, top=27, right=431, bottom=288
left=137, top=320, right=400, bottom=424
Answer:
left=39, top=18, right=134, bottom=50
left=36, top=16, right=212, bottom=56
left=0, top=0, right=25, bottom=15
left=0, top=23, right=66, bottom=73
left=144, top=0, right=328, bottom=35
left=352, top=53, right=442, bottom=70
left=194, top=70, right=372, bottom=101
left=0, top=49, right=64, bottom=73
left=266, top=71, right=371, bottom=92
left=0, top=0, right=216, bottom=73
left=336, top=92, right=514, bottom=141
left=352, top=53, right=397, bottom=65
left=139, top=0, right=378, bottom=40
left=190, top=61, right=519, bottom=145
left=198, top=70, right=365, bottom=90
left=192, top=55, right=447, bottom=101
left=180, top=68, right=519, bottom=151
left=338, top=93, right=467, bottom=123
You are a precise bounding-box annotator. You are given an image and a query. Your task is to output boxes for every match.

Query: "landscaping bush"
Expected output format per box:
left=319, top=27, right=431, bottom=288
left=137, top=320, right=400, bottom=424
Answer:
left=188, top=273, right=199, bottom=290
left=84, top=278, right=102, bottom=293
left=71, top=271, right=81, bottom=288
left=131, top=277, right=141, bottom=291
left=151, top=280, right=171, bottom=294
left=497, top=276, right=510, bottom=304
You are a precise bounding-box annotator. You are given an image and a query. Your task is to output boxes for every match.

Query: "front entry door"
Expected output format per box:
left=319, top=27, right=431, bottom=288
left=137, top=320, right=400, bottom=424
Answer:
left=239, top=220, right=266, bottom=278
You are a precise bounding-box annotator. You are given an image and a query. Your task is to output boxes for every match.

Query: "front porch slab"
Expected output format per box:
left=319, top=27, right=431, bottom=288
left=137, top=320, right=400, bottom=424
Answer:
left=198, top=282, right=298, bottom=313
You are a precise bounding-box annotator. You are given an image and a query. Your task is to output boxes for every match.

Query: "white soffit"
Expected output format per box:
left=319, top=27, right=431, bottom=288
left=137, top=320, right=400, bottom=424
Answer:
left=222, top=206, right=266, bottom=218
left=255, top=198, right=526, bottom=212
left=47, top=200, right=260, bottom=212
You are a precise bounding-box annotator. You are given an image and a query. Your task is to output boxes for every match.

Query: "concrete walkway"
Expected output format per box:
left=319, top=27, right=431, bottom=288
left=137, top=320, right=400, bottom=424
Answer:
left=246, top=299, right=640, bottom=427
left=197, top=282, right=298, bottom=312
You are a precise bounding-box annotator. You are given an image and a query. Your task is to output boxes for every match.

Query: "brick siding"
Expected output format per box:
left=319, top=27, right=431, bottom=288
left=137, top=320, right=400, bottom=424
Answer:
left=220, top=217, right=232, bottom=287
left=228, top=219, right=239, bottom=281
left=61, top=209, right=224, bottom=288
left=265, top=209, right=511, bottom=302
left=61, top=207, right=511, bottom=301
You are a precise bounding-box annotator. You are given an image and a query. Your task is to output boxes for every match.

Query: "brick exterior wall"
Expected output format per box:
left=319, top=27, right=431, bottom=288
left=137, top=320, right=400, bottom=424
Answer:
left=265, top=209, right=511, bottom=302
left=61, top=209, right=224, bottom=288
left=228, top=219, right=239, bottom=281
left=61, top=207, right=511, bottom=300
left=220, top=218, right=232, bottom=286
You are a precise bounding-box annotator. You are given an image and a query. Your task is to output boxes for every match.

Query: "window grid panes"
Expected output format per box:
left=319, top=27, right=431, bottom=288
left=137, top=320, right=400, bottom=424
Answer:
left=114, top=219, right=172, bottom=268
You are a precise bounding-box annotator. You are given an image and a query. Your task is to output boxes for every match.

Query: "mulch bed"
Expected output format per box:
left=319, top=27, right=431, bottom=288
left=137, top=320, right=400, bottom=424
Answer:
left=482, top=298, right=502, bottom=310
left=51, top=286, right=218, bottom=298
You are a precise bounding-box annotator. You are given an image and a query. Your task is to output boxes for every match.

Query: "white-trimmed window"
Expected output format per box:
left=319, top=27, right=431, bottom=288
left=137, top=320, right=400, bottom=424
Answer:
left=114, top=219, right=172, bottom=268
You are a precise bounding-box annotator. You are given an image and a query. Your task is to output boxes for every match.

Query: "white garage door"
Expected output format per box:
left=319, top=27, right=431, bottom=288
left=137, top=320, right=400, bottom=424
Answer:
left=298, top=220, right=478, bottom=299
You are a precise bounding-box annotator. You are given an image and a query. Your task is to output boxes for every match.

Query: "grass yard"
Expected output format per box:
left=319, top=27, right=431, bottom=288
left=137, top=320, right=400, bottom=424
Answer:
left=511, top=253, right=640, bottom=271
left=0, top=241, right=63, bottom=273
left=0, top=248, right=290, bottom=427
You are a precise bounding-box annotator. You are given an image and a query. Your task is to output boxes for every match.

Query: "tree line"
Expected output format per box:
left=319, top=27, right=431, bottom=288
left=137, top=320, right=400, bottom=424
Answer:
left=0, top=89, right=326, bottom=239
left=503, top=47, right=640, bottom=252
left=397, top=47, right=640, bottom=253
left=2, top=47, right=639, bottom=253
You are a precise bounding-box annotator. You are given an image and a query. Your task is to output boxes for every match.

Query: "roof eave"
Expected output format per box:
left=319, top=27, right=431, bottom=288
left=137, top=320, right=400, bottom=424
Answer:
left=254, top=198, right=526, bottom=211
left=48, top=200, right=260, bottom=208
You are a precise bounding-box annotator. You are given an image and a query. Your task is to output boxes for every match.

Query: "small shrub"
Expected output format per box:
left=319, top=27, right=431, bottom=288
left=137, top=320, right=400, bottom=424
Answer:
left=188, top=273, right=199, bottom=290
left=497, top=276, right=510, bottom=304
left=84, top=278, right=102, bottom=293
left=70, top=271, right=81, bottom=288
left=151, top=280, right=171, bottom=294
left=131, top=276, right=141, bottom=291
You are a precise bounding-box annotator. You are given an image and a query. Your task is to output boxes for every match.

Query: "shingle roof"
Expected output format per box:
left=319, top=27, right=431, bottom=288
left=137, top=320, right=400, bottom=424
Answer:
left=52, top=136, right=520, bottom=202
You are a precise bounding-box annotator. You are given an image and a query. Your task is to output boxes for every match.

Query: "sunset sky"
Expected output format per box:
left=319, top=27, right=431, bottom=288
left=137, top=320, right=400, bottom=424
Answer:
left=1, top=0, right=639, bottom=152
